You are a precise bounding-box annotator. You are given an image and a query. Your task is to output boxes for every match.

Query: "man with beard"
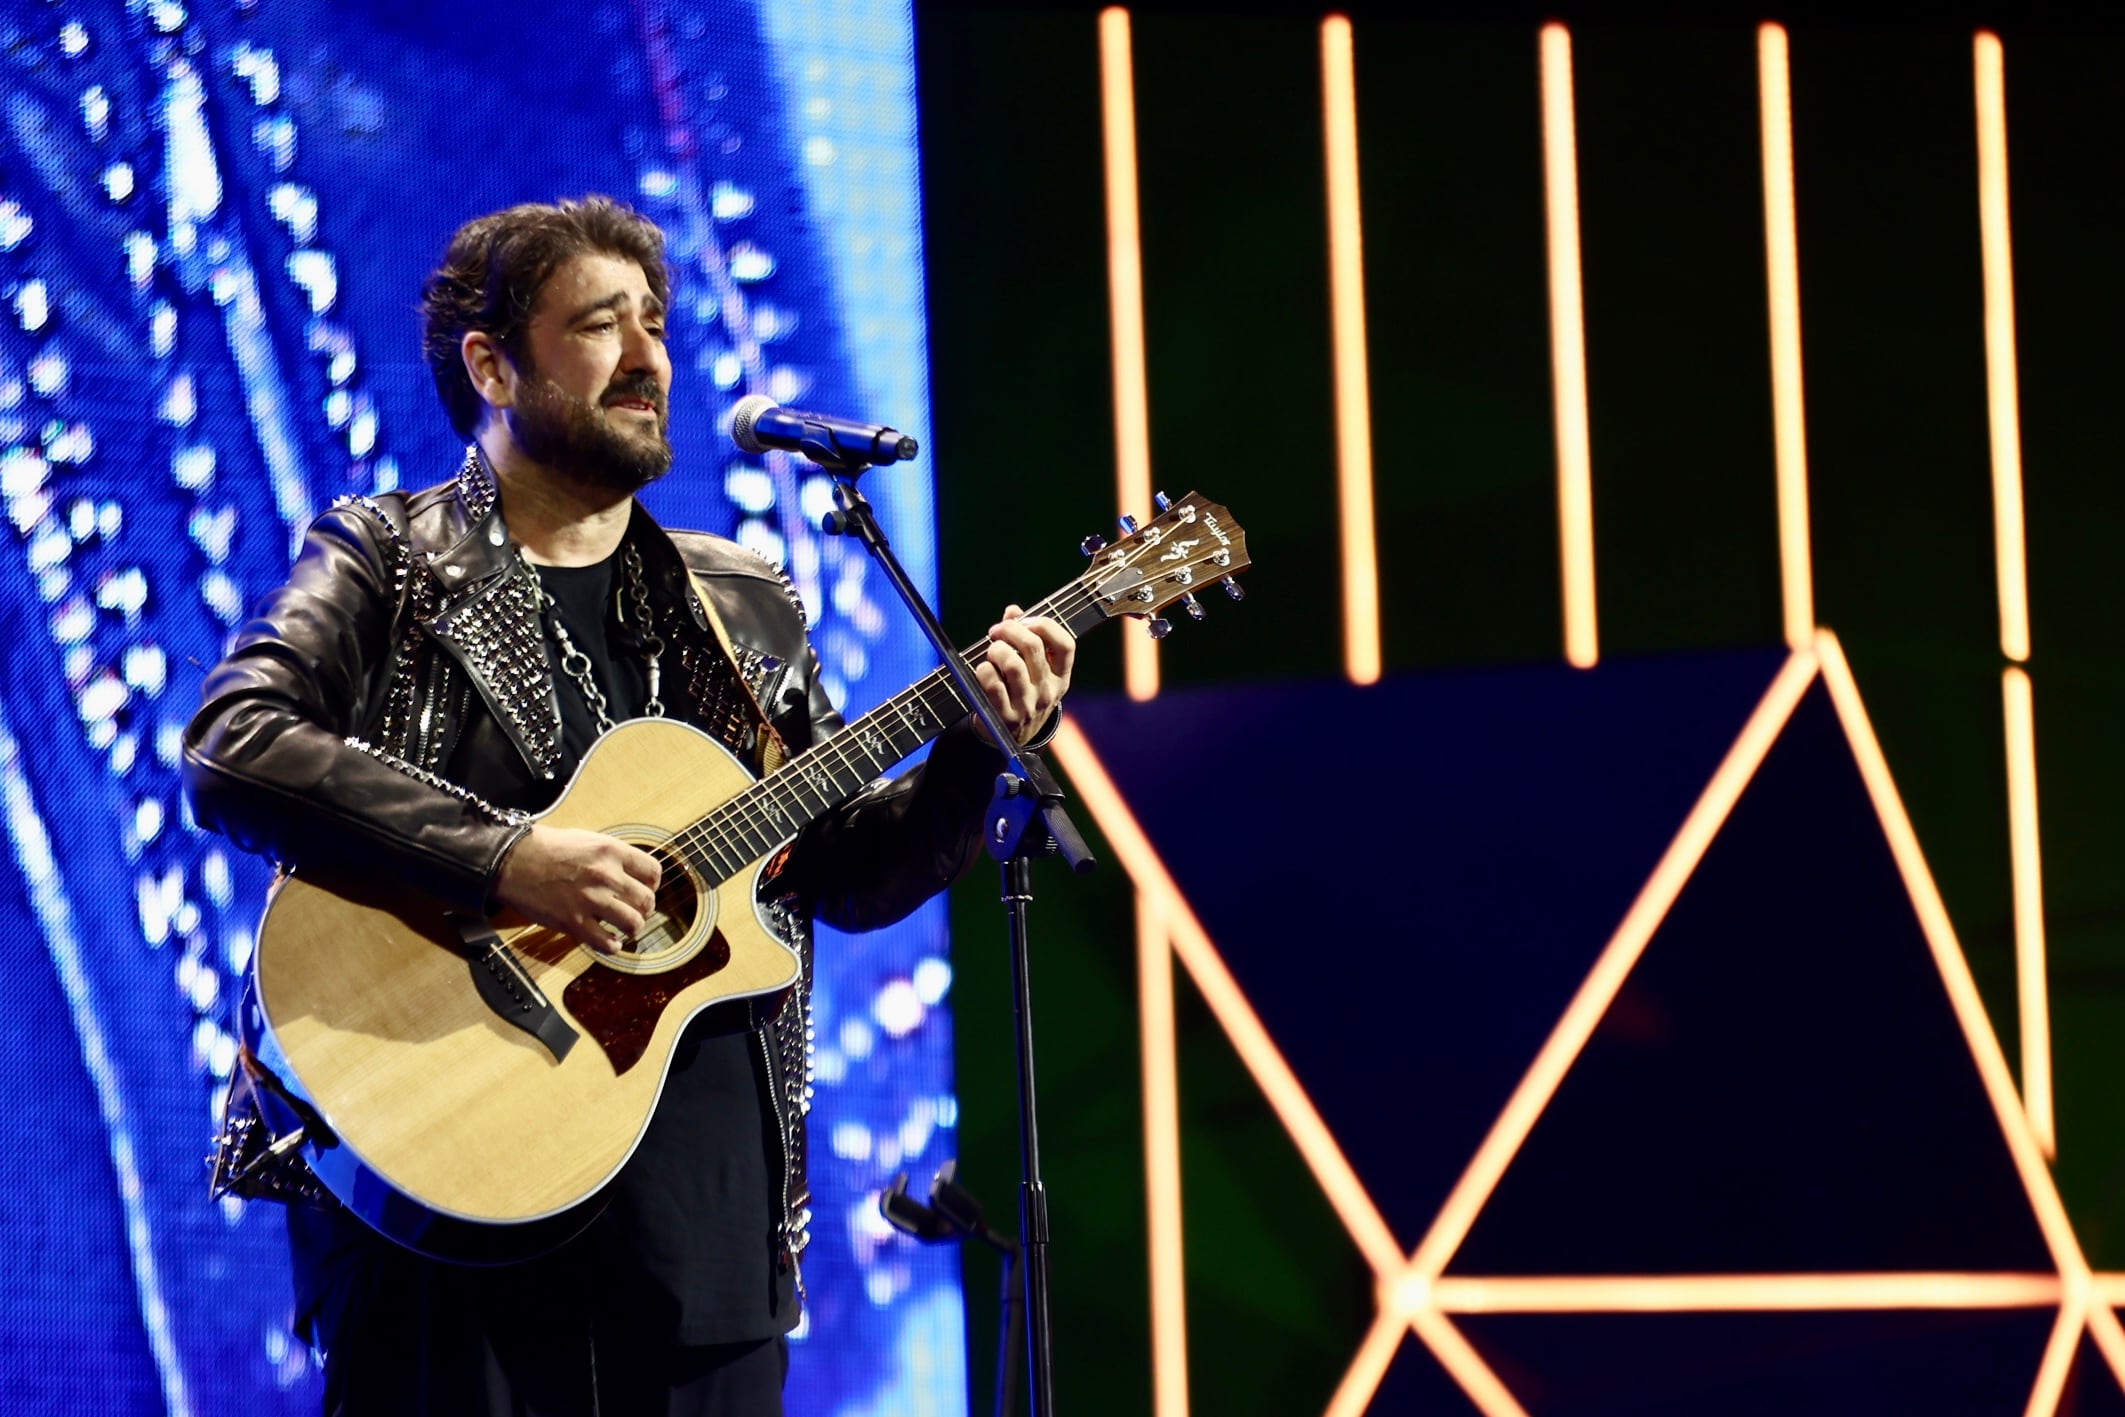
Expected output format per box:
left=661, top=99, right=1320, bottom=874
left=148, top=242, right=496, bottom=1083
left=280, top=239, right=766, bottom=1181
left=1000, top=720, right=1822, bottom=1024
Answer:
left=184, top=196, right=1073, bottom=1415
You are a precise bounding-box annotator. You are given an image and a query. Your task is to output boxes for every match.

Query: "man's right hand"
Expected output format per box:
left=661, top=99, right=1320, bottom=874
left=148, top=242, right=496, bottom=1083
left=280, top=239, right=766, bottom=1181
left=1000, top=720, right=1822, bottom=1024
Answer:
left=492, top=825, right=663, bottom=953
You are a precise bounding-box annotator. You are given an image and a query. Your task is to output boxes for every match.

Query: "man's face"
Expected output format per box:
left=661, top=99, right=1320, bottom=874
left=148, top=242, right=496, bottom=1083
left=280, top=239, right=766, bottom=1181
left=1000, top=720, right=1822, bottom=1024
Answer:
left=506, top=250, right=674, bottom=492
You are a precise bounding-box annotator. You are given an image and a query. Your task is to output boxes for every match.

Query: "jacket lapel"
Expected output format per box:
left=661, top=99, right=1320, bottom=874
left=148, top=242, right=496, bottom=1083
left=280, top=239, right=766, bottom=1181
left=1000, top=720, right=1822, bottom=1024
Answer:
left=418, top=478, right=567, bottom=780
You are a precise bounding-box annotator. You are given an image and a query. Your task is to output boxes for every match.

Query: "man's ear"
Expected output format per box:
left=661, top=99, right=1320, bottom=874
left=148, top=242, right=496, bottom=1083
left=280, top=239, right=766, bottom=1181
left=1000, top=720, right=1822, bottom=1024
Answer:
left=461, top=331, right=515, bottom=416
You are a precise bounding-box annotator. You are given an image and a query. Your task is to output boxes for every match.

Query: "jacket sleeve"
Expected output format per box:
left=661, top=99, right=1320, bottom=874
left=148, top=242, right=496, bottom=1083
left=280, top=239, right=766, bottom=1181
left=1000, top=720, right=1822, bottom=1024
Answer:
left=181, top=503, right=529, bottom=915
left=778, top=642, right=1009, bottom=935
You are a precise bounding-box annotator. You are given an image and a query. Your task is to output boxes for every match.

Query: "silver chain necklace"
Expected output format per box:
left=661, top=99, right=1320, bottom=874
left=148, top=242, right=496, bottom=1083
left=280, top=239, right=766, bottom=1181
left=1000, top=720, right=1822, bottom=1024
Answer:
left=522, top=542, right=666, bottom=735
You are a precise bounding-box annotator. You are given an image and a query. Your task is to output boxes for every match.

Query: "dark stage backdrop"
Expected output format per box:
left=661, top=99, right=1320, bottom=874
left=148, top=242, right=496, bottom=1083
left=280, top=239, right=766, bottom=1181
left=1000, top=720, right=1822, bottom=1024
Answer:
left=0, top=2, right=967, bottom=1413
left=918, top=4, right=2125, bottom=1413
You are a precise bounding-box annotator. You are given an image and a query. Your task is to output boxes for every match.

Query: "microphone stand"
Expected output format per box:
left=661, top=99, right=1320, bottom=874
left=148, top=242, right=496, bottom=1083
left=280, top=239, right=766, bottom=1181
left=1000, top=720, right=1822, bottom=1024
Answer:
left=818, top=464, right=1093, bottom=1417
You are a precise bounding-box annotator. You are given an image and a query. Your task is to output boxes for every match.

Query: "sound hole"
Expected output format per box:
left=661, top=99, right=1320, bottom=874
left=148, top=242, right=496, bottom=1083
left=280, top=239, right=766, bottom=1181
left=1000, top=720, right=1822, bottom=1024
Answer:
left=615, top=842, right=702, bottom=962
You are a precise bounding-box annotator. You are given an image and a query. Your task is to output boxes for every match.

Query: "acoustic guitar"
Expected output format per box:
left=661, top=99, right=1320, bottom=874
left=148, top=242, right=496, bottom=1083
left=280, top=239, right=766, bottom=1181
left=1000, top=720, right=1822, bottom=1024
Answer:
left=234, top=493, right=1249, bottom=1261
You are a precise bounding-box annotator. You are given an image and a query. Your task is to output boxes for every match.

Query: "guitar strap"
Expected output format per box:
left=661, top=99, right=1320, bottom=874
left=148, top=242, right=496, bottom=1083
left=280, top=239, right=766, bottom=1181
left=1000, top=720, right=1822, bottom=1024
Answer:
left=683, top=567, right=809, bottom=1036
left=683, top=568, right=791, bottom=779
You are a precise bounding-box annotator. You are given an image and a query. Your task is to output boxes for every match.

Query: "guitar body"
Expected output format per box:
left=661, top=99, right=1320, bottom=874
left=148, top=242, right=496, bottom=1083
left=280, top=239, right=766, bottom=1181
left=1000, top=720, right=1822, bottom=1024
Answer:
left=245, top=717, right=801, bottom=1263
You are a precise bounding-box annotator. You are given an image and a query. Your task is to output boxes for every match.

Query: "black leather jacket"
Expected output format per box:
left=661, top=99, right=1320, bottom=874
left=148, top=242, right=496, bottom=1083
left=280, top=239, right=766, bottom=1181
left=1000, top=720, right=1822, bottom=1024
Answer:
left=183, top=453, right=1004, bottom=1270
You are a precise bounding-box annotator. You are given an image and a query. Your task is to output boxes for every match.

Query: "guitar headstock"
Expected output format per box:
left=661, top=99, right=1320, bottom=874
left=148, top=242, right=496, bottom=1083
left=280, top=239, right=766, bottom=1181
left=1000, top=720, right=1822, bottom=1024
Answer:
left=1057, top=492, right=1251, bottom=639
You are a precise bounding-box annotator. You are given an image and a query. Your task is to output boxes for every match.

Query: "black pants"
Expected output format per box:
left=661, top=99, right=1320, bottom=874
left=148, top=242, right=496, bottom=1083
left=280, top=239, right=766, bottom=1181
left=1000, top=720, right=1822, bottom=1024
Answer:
left=312, top=1236, right=788, bottom=1416
left=322, top=1305, right=786, bottom=1416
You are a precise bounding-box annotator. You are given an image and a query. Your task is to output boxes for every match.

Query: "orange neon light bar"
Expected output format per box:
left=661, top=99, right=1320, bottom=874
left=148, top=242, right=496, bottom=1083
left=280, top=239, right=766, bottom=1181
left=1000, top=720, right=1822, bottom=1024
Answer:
left=2004, top=666, right=2052, bottom=1156
left=1539, top=23, right=1598, bottom=669
left=1098, top=7, right=1158, bottom=701
left=1975, top=31, right=2031, bottom=665
left=2027, top=1298, right=2087, bottom=1417
left=1135, top=893, right=1190, bottom=1417
left=1431, top=1272, right=2064, bottom=1313
left=1320, top=15, right=1381, bottom=687
left=1758, top=23, right=1816, bottom=651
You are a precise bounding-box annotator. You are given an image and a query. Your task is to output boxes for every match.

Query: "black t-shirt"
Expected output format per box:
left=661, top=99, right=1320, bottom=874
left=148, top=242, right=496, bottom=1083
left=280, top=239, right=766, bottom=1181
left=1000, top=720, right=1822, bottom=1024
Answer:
left=522, top=553, right=793, bottom=1345
left=536, top=555, right=645, bottom=767
left=295, top=548, right=795, bottom=1350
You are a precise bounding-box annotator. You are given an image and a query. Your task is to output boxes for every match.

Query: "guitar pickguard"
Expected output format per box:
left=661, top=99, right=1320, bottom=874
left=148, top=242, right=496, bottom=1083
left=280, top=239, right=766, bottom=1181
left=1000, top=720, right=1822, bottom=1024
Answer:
left=561, top=930, right=735, bottom=1075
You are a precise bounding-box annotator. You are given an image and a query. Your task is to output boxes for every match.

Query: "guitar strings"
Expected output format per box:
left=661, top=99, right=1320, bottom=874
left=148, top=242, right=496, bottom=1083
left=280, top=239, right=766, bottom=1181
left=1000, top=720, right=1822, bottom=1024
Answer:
left=670, top=583, right=1087, bottom=882
left=661, top=513, right=1236, bottom=888
left=668, top=572, right=1113, bottom=884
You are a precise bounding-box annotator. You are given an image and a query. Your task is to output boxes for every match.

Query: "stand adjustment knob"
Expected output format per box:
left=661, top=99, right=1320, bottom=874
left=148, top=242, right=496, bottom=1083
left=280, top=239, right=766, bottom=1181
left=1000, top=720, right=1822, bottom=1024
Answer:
left=1220, top=577, right=1246, bottom=602
left=1079, top=534, right=1107, bottom=557
left=1147, top=616, right=1173, bottom=640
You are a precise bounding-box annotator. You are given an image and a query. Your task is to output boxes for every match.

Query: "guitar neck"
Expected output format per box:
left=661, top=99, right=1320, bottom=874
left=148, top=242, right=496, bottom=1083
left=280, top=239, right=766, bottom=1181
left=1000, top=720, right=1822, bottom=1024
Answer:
left=674, top=583, right=1098, bottom=884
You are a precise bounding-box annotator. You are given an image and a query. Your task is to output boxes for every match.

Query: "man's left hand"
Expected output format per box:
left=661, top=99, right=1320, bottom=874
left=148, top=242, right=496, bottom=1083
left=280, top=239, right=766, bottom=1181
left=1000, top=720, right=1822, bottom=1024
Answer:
left=972, top=605, right=1074, bottom=747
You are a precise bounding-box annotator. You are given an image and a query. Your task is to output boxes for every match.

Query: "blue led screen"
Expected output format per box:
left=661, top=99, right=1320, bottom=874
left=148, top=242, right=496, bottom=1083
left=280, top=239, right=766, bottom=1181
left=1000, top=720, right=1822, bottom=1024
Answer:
left=0, top=1, right=962, bottom=1412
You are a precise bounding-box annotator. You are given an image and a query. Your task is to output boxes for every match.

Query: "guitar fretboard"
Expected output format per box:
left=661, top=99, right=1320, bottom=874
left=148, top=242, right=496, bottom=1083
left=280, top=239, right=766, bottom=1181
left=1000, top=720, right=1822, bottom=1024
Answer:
left=667, top=584, right=1084, bottom=884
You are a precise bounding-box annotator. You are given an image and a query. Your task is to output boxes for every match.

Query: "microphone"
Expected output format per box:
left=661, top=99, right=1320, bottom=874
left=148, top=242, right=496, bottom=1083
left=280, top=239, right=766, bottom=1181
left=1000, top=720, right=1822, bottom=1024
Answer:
left=729, top=393, right=919, bottom=470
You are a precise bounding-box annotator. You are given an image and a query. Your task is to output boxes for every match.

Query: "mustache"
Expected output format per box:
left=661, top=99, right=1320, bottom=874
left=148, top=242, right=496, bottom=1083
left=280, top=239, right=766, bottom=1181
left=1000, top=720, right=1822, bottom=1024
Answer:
left=602, top=377, right=666, bottom=412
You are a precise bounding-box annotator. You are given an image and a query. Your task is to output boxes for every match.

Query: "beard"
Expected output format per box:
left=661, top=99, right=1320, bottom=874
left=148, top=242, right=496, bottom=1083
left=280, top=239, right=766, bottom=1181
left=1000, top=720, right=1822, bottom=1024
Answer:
left=507, top=369, right=674, bottom=494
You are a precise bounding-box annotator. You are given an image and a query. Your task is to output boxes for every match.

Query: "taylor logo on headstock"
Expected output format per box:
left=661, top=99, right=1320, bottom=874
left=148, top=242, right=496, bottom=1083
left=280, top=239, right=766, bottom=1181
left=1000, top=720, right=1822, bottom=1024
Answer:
left=1077, top=491, right=1250, bottom=642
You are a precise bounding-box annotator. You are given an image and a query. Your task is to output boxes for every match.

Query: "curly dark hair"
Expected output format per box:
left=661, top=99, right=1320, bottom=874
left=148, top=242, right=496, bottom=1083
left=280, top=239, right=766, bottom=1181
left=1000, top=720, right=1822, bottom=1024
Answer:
left=420, top=195, right=673, bottom=437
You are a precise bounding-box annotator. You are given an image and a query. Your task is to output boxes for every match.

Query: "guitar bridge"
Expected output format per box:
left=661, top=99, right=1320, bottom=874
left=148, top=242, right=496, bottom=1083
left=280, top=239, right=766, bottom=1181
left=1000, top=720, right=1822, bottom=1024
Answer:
left=454, top=916, right=580, bottom=1063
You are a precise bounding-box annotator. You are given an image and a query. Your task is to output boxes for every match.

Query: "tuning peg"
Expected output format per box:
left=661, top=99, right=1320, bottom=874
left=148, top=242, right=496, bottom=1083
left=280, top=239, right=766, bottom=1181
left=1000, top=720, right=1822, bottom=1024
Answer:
left=1118, top=513, right=1139, bottom=535
left=1147, top=616, right=1172, bottom=640
left=1180, top=592, right=1205, bottom=621
left=1220, top=577, right=1246, bottom=602
left=1079, top=534, right=1107, bottom=557
left=1153, top=491, right=1172, bottom=512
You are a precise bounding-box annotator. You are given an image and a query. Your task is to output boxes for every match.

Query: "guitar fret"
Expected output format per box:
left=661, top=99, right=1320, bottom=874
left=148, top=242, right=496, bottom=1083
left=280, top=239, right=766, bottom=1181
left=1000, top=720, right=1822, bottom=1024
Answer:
left=674, top=580, right=1109, bottom=887
left=729, top=793, right=763, bottom=852
left=693, top=819, right=744, bottom=881
left=713, top=797, right=756, bottom=864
